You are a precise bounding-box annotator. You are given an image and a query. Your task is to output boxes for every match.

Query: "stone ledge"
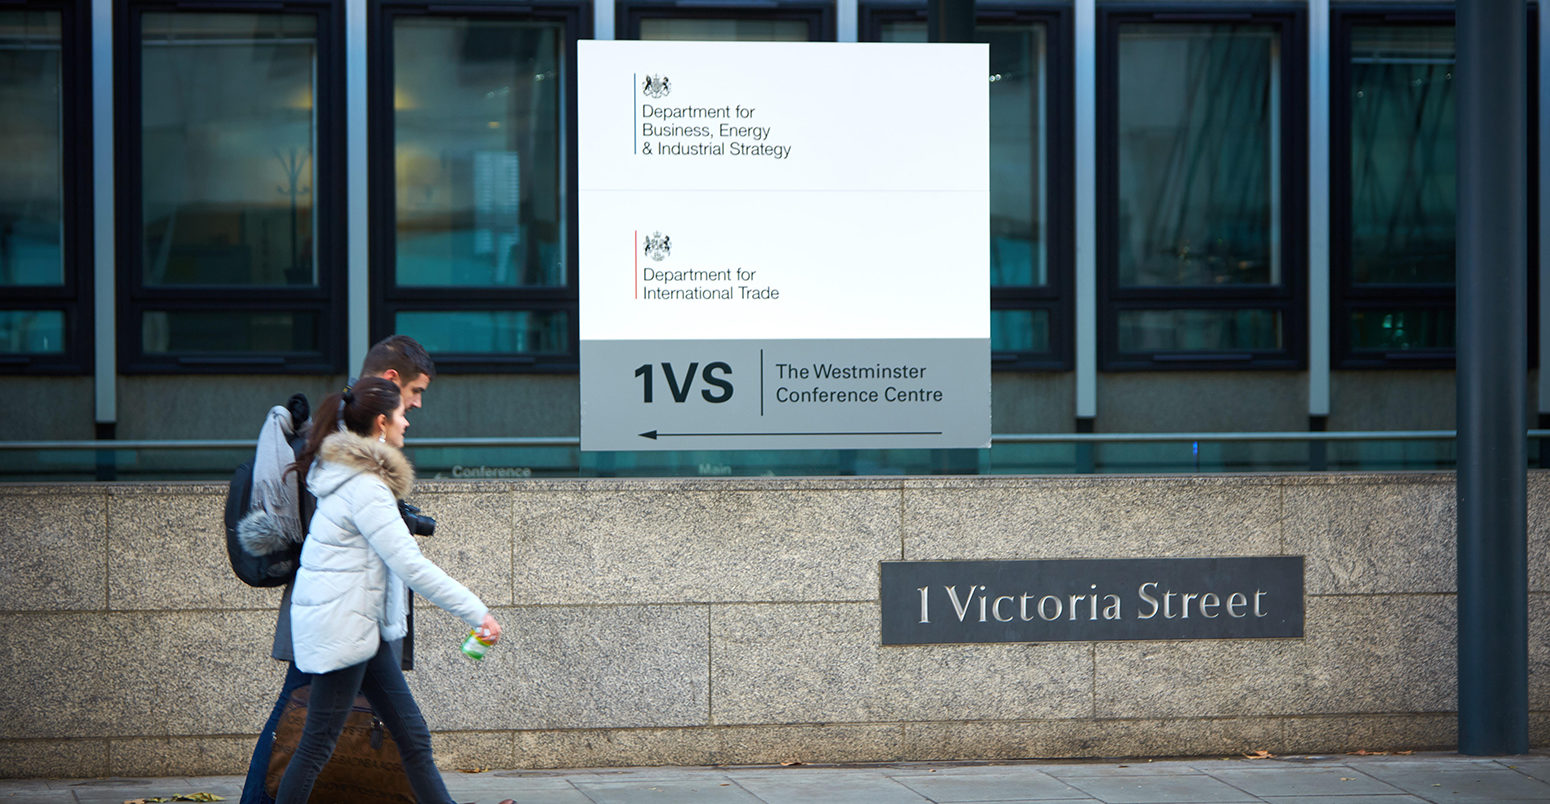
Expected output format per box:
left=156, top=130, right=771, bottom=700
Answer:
left=510, top=724, right=906, bottom=768
left=106, top=736, right=255, bottom=778
left=0, top=739, right=110, bottom=779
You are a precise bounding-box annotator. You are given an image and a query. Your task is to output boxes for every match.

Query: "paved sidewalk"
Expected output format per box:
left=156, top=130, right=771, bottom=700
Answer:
left=3, top=752, right=1549, bottom=803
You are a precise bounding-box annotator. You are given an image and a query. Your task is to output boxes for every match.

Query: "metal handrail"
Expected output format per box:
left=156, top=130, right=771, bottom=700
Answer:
left=3, top=430, right=1546, bottom=450
left=0, top=436, right=581, bottom=450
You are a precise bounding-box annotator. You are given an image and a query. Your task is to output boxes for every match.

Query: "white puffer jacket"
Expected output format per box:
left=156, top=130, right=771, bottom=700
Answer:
left=289, top=432, right=487, bottom=674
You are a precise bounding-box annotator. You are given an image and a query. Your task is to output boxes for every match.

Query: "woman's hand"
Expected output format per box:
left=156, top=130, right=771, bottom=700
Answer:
left=478, top=613, right=503, bottom=645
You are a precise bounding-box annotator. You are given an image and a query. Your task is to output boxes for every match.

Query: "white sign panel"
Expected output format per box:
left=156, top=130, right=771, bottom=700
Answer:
left=580, top=40, right=989, bottom=451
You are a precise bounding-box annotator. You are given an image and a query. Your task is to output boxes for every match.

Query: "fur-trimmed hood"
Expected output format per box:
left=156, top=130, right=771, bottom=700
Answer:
left=308, top=432, right=415, bottom=501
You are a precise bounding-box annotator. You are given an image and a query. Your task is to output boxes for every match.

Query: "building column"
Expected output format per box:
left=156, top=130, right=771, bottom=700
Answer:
left=1074, top=0, right=1096, bottom=429
left=92, top=0, right=115, bottom=438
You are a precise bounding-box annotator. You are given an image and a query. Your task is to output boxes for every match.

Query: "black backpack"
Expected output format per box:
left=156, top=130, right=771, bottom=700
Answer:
left=225, top=394, right=311, bottom=588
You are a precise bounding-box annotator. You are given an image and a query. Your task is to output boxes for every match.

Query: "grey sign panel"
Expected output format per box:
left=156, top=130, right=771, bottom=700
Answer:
left=881, top=557, right=1304, bottom=644
left=581, top=338, right=990, bottom=451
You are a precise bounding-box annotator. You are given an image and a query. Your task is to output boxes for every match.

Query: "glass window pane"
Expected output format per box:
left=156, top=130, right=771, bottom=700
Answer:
left=1117, top=24, right=1280, bottom=287
left=987, top=25, right=1047, bottom=287
left=1350, top=24, right=1455, bottom=285
left=394, top=18, right=566, bottom=289
left=991, top=309, right=1049, bottom=353
left=1350, top=307, right=1453, bottom=351
left=1117, top=309, right=1282, bottom=352
left=142, top=310, right=319, bottom=353
left=141, top=12, right=318, bottom=288
left=639, top=18, right=809, bottom=42
left=0, top=11, right=64, bottom=287
left=883, top=20, right=1048, bottom=287
left=880, top=21, right=925, bottom=43
left=398, top=310, right=568, bottom=354
left=0, top=309, right=64, bottom=353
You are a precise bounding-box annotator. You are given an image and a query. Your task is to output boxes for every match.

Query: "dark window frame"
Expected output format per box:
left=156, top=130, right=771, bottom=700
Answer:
left=618, top=0, right=835, bottom=42
left=860, top=1, right=1074, bottom=371
left=1330, top=4, right=1539, bottom=369
left=1097, top=3, right=1309, bottom=371
left=370, top=0, right=589, bottom=374
left=114, top=0, right=346, bottom=374
left=1, top=0, right=93, bottom=375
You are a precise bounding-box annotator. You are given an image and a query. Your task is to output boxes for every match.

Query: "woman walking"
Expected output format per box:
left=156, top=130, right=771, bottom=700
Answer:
left=276, top=377, right=501, bottom=803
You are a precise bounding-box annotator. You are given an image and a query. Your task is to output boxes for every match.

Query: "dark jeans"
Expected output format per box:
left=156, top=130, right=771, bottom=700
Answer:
left=273, top=642, right=451, bottom=804
left=240, top=662, right=312, bottom=804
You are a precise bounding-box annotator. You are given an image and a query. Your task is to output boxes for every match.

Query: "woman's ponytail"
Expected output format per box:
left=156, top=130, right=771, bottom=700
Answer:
left=290, top=378, right=402, bottom=483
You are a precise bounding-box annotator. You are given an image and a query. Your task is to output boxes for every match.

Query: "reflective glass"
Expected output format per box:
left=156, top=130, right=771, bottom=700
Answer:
left=140, top=13, right=318, bottom=287
left=992, top=309, right=1049, bottom=353
left=1349, top=24, right=1455, bottom=285
left=1349, top=307, right=1453, bottom=351
left=638, top=18, right=809, bottom=42
left=882, top=20, right=1048, bottom=287
left=394, top=18, right=566, bottom=288
left=0, top=309, right=64, bottom=353
left=397, top=310, right=568, bottom=355
left=0, top=436, right=1483, bottom=481
left=1117, top=309, right=1281, bottom=352
left=1117, top=24, right=1280, bottom=287
left=0, top=11, right=63, bottom=287
left=142, top=310, right=319, bottom=353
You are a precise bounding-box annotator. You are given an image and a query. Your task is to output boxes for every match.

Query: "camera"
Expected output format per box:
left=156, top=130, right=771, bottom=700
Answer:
left=398, top=500, right=436, bottom=537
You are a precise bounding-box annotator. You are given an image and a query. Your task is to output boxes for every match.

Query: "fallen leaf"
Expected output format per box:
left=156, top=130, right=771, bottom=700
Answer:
left=126, top=793, right=226, bottom=803
left=1243, top=750, right=1274, bottom=760
left=780, top=759, right=804, bottom=767
left=457, top=767, right=490, bottom=774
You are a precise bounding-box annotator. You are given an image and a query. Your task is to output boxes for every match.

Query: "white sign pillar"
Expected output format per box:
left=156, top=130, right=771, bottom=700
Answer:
left=579, top=41, right=990, bottom=452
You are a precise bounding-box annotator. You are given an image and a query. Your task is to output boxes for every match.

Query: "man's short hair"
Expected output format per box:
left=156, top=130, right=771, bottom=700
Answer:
left=361, top=335, right=436, bottom=382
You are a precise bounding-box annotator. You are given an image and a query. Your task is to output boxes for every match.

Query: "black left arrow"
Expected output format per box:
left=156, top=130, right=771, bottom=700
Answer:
left=639, top=430, right=941, bottom=439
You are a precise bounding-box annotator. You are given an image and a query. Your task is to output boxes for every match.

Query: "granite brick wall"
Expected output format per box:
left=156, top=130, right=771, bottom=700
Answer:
left=1, top=472, right=1545, bottom=777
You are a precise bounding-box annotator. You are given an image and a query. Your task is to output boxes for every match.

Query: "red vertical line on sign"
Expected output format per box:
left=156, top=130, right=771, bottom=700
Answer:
left=634, top=230, right=639, bottom=299
left=633, top=74, right=638, bottom=154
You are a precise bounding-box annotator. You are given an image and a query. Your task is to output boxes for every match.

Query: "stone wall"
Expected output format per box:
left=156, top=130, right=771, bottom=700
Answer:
left=1, top=472, right=1546, bottom=777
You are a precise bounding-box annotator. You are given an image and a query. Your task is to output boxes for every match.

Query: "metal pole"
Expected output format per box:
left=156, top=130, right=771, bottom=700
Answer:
left=926, top=0, right=973, bottom=44
left=1456, top=0, right=1528, bottom=756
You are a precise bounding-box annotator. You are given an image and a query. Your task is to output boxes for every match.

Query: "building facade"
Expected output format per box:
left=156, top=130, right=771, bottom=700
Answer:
left=1, top=0, right=1542, bottom=477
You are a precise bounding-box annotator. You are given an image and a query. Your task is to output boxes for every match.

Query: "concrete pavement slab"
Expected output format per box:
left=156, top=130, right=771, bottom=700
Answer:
left=1041, top=760, right=1216, bottom=777
left=571, top=777, right=763, bottom=804
left=457, top=791, right=594, bottom=804
left=1057, top=772, right=1264, bottom=804
left=730, top=774, right=931, bottom=804
left=1206, top=767, right=1406, bottom=797
left=1254, top=797, right=1432, bottom=804
left=889, top=767, right=1089, bottom=802
left=1496, top=755, right=1550, bottom=784
left=1340, top=767, right=1550, bottom=803
left=9, top=751, right=1550, bottom=803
